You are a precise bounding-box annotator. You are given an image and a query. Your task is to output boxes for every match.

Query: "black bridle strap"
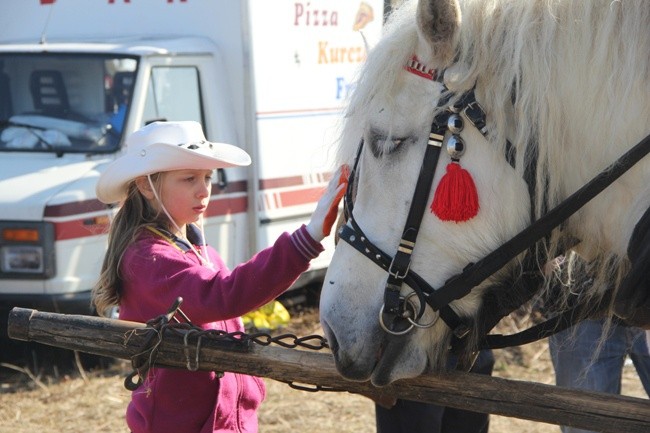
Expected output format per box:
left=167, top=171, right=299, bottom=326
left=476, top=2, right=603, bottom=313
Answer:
left=478, top=285, right=618, bottom=350
left=383, top=116, right=446, bottom=317
left=479, top=306, right=580, bottom=349
left=461, top=90, right=539, bottom=216
left=429, top=132, right=650, bottom=309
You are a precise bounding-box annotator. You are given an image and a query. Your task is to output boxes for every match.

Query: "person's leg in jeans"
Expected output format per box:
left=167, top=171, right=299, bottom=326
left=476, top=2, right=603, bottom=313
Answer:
left=376, top=399, right=445, bottom=433
left=549, top=319, right=627, bottom=433
left=440, top=349, right=494, bottom=433
left=375, top=350, right=494, bottom=433
left=626, top=325, right=650, bottom=395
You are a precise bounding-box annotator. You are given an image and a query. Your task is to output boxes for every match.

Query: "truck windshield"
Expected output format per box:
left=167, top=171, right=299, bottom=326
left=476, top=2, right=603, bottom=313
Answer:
left=0, top=53, right=137, bottom=154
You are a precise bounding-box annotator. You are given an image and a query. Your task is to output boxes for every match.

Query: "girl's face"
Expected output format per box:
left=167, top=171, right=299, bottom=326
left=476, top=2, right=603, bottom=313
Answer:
left=157, top=169, right=213, bottom=229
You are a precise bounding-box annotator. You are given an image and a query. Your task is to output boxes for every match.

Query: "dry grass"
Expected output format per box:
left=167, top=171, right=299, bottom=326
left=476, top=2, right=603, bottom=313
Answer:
left=1, top=307, right=647, bottom=433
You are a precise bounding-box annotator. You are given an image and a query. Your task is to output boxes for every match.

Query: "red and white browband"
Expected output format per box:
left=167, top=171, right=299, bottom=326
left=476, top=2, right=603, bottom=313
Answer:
left=404, top=55, right=437, bottom=81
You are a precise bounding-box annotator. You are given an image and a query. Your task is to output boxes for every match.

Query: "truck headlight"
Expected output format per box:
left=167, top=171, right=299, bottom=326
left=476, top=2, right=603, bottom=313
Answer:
left=0, top=222, right=55, bottom=278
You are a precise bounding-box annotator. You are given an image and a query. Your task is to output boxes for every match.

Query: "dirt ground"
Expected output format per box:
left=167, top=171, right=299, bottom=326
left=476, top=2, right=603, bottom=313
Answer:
left=1, top=306, right=647, bottom=433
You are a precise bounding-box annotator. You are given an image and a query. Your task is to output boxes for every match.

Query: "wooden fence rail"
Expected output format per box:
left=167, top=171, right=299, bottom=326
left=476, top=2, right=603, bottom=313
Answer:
left=7, top=307, right=650, bottom=432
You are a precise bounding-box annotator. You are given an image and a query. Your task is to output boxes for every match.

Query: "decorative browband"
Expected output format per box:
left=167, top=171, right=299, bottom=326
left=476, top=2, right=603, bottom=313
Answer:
left=404, top=55, right=437, bottom=81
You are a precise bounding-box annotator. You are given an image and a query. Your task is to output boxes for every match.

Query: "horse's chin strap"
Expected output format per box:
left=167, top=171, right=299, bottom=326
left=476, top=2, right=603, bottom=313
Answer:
left=339, top=223, right=470, bottom=337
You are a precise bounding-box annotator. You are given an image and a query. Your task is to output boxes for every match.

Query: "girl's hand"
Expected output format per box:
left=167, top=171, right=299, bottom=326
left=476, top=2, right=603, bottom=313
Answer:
left=306, top=165, right=349, bottom=242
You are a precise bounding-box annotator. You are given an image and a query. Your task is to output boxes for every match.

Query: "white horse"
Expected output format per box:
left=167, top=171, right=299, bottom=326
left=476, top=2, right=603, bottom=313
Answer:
left=320, top=0, right=650, bottom=387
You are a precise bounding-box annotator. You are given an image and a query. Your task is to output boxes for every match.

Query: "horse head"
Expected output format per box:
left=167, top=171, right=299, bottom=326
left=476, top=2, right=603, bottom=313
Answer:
left=320, top=0, right=650, bottom=387
left=320, top=0, right=531, bottom=386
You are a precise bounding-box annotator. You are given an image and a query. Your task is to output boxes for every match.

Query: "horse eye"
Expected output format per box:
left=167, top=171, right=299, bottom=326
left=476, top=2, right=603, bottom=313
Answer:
left=368, top=129, right=408, bottom=158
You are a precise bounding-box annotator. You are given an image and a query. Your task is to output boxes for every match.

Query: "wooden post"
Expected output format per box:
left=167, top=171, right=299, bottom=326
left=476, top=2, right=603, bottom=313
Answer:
left=8, top=307, right=650, bottom=432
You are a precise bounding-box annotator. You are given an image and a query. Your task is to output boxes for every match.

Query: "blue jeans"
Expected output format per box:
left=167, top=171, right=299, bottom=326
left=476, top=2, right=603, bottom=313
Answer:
left=375, top=350, right=494, bottom=433
left=549, top=319, right=650, bottom=433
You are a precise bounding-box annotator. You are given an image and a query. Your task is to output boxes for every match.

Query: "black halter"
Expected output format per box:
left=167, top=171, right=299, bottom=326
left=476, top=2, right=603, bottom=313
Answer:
left=338, top=76, right=650, bottom=348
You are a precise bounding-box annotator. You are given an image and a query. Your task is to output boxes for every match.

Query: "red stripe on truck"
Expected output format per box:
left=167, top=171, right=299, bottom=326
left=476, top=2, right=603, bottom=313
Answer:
left=204, top=196, right=248, bottom=219
left=53, top=195, right=249, bottom=241
left=46, top=176, right=331, bottom=240
left=44, top=199, right=107, bottom=218
left=278, top=187, right=323, bottom=207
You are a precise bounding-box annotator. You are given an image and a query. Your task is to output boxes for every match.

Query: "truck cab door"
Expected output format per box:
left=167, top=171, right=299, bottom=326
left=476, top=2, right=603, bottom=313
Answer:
left=132, top=55, right=247, bottom=269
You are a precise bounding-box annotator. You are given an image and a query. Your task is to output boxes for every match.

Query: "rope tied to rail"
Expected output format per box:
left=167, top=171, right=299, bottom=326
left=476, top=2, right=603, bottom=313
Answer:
left=123, top=297, right=332, bottom=391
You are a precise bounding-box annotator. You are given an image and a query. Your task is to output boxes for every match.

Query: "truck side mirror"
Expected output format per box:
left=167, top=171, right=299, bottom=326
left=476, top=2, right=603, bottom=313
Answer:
left=216, top=168, right=227, bottom=189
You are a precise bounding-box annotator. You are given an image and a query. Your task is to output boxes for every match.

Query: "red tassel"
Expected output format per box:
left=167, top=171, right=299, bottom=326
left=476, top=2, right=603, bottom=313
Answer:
left=431, top=162, right=479, bottom=222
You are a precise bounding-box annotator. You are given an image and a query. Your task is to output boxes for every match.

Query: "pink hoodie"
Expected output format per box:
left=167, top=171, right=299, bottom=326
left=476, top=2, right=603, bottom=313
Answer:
left=118, top=225, right=323, bottom=433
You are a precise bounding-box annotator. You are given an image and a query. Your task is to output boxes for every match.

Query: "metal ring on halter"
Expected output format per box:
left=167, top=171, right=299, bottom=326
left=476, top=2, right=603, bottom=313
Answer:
left=403, top=292, right=440, bottom=329
left=379, top=303, right=415, bottom=336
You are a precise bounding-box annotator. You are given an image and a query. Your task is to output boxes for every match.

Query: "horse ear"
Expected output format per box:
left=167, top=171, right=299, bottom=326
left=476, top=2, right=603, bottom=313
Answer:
left=416, top=0, right=461, bottom=64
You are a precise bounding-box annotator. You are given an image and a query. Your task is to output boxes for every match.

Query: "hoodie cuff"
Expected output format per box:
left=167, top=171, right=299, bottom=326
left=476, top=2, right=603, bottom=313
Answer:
left=290, top=224, right=325, bottom=260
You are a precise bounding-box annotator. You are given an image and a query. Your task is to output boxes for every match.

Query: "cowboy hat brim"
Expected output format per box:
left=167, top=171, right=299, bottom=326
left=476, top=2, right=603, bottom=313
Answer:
left=96, top=140, right=251, bottom=204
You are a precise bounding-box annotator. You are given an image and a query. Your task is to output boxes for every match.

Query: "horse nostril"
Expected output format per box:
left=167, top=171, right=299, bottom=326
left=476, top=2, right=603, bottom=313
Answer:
left=321, top=321, right=339, bottom=356
left=329, top=280, right=335, bottom=285
left=328, top=335, right=339, bottom=356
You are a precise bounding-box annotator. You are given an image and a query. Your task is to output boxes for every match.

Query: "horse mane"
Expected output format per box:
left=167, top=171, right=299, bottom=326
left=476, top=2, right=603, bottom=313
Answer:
left=454, top=0, right=650, bottom=213
left=452, top=0, right=650, bottom=307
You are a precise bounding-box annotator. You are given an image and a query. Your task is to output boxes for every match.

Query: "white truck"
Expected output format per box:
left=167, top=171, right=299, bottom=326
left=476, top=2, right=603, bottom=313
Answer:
left=0, top=0, right=384, bottom=331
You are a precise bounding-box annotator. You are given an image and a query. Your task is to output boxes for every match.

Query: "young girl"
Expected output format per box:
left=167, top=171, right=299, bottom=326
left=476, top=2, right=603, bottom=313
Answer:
left=92, top=121, right=346, bottom=433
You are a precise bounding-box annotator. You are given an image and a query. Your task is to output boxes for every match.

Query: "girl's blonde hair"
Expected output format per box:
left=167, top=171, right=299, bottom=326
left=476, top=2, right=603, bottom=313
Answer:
left=92, top=174, right=167, bottom=317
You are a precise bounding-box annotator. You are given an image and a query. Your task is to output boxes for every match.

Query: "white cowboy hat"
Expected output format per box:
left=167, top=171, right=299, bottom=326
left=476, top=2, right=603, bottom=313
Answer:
left=96, top=121, right=251, bottom=204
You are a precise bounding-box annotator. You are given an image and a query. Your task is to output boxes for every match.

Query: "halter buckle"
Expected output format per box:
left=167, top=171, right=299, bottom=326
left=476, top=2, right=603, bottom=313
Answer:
left=388, top=253, right=411, bottom=280
left=462, top=100, right=488, bottom=136
left=452, top=323, right=471, bottom=339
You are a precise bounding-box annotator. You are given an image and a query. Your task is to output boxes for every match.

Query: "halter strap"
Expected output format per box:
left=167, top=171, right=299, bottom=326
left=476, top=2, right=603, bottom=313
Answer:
left=384, top=117, right=445, bottom=316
